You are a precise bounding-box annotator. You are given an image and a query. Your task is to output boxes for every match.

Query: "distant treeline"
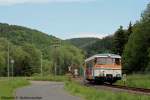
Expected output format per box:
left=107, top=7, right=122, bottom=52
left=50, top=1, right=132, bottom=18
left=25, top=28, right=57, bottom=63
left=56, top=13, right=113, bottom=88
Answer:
left=0, top=24, right=84, bottom=76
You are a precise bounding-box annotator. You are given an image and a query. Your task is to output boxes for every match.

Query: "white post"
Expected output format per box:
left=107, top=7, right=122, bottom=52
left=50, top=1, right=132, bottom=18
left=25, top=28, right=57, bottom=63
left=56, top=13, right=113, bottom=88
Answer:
left=11, top=59, right=14, bottom=78
left=12, top=63, right=13, bottom=77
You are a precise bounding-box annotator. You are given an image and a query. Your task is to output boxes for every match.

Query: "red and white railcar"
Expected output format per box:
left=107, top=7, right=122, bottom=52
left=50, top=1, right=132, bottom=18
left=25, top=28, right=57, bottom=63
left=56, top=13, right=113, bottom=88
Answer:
left=83, top=53, right=122, bottom=83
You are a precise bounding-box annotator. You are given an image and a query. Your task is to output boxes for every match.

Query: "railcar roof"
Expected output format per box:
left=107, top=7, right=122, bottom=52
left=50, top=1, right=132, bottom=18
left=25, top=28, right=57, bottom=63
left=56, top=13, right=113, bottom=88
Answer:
left=85, top=53, right=121, bottom=62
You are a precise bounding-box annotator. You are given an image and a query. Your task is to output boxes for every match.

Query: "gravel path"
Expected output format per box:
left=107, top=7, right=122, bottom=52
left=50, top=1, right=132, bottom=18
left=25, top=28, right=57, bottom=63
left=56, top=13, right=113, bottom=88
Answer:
left=15, top=81, right=83, bottom=100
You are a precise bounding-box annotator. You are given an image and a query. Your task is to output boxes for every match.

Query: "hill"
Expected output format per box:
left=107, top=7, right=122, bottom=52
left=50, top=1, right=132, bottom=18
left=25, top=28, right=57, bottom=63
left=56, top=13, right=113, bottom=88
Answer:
left=66, top=38, right=100, bottom=49
left=0, top=23, right=57, bottom=49
left=84, top=36, right=114, bottom=57
left=0, top=23, right=84, bottom=76
left=66, top=36, right=114, bottom=57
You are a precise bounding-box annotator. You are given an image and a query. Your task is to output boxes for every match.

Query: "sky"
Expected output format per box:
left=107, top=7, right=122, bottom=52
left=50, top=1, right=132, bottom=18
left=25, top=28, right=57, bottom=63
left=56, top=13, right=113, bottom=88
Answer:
left=0, top=0, right=149, bottom=39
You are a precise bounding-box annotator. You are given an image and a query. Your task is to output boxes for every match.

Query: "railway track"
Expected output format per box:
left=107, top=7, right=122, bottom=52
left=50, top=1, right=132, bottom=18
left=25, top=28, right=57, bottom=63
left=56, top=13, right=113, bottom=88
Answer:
left=83, top=81, right=150, bottom=96
left=103, top=84, right=150, bottom=93
left=71, top=77, right=150, bottom=96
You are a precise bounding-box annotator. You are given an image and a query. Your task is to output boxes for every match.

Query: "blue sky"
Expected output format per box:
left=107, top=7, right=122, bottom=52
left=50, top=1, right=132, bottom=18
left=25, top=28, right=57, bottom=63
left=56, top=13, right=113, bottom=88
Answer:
left=0, top=0, right=149, bottom=39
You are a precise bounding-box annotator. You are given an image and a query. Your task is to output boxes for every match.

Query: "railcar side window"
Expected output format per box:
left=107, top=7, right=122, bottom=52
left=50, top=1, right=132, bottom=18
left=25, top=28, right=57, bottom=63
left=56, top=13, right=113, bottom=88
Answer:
left=115, top=58, right=120, bottom=65
left=94, top=58, right=97, bottom=64
left=86, top=61, right=93, bottom=68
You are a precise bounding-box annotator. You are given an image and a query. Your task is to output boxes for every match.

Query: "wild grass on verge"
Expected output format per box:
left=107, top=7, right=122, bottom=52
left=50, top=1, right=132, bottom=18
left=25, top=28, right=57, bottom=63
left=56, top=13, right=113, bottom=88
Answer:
left=115, top=74, right=150, bottom=89
left=0, top=77, right=29, bottom=100
left=65, top=81, right=150, bottom=100
left=28, top=75, right=70, bottom=82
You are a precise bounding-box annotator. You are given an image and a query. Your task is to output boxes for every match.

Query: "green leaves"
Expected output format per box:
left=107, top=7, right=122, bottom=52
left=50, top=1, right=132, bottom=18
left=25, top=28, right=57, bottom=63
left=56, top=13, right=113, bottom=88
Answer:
left=122, top=3, right=150, bottom=73
left=45, top=45, right=84, bottom=75
left=113, top=26, right=126, bottom=55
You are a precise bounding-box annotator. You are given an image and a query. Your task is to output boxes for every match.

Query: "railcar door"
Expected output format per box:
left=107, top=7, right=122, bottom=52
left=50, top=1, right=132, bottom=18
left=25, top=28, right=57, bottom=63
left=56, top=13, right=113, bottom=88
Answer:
left=85, top=60, right=94, bottom=80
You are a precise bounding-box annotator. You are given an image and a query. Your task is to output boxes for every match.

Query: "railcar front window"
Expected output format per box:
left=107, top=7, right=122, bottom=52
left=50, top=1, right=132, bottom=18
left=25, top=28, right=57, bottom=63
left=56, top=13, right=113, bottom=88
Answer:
left=96, top=58, right=113, bottom=64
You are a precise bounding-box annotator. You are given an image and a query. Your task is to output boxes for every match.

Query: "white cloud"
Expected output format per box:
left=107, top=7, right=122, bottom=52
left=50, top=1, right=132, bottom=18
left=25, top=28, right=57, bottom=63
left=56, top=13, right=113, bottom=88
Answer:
left=56, top=33, right=110, bottom=40
left=0, top=0, right=95, bottom=6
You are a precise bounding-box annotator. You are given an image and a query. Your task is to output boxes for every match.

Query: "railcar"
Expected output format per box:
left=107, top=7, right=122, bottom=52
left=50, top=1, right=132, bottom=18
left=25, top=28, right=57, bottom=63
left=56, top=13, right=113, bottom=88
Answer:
left=83, top=53, right=122, bottom=83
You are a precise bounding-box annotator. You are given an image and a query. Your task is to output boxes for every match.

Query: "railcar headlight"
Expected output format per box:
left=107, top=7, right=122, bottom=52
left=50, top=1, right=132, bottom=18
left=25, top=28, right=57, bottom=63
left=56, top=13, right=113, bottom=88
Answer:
left=99, top=71, right=105, bottom=76
left=116, top=74, right=121, bottom=77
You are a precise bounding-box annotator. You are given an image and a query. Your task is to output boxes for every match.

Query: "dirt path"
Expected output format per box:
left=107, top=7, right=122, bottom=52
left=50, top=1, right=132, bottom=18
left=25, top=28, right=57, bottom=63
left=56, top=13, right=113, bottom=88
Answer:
left=15, top=81, right=83, bottom=100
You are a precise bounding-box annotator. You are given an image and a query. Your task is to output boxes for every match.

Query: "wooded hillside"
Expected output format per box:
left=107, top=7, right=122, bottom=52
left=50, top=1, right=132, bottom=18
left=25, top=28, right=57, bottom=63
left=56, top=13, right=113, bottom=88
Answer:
left=0, top=23, right=84, bottom=76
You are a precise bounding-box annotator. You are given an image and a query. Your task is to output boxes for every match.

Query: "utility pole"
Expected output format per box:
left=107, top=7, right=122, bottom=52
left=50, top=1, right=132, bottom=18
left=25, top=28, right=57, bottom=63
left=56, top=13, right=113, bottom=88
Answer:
left=40, top=46, right=51, bottom=77
left=7, top=42, right=10, bottom=78
left=51, top=39, right=61, bottom=75
left=41, top=53, right=43, bottom=77
left=39, top=39, right=61, bottom=76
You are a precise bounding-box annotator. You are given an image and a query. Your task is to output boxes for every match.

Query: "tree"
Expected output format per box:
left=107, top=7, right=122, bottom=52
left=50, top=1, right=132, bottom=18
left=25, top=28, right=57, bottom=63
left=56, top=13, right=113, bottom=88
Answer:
left=10, top=45, right=29, bottom=76
left=47, top=45, right=84, bottom=75
left=0, top=52, right=6, bottom=76
left=146, top=48, right=150, bottom=72
left=21, top=43, right=41, bottom=75
left=122, top=3, right=150, bottom=73
left=125, top=22, right=133, bottom=43
left=113, top=26, right=126, bottom=55
left=0, top=38, right=10, bottom=76
left=127, top=22, right=132, bottom=36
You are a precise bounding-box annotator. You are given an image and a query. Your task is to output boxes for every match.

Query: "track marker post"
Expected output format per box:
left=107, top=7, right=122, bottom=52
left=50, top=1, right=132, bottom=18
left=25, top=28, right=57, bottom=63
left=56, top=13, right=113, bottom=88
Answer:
left=122, top=74, right=127, bottom=86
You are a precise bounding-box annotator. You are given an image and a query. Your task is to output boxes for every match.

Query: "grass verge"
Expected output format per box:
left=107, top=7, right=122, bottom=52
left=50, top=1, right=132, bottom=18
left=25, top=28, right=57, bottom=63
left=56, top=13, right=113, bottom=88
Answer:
left=0, top=77, right=30, bottom=100
left=65, top=81, right=150, bottom=100
left=115, top=74, right=150, bottom=89
left=28, top=75, right=70, bottom=82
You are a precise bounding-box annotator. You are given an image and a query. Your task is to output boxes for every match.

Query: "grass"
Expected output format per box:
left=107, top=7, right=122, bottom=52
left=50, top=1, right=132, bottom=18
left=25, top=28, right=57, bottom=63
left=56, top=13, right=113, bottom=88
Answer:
left=28, top=75, right=70, bottom=82
left=0, top=77, right=30, bottom=100
left=65, top=81, right=150, bottom=100
left=115, top=74, right=150, bottom=89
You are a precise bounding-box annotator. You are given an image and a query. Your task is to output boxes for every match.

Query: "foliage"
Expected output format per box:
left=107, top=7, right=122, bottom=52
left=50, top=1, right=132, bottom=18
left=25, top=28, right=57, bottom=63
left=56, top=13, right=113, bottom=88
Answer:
left=65, top=81, right=150, bottom=100
left=126, top=22, right=133, bottom=41
left=47, top=44, right=84, bottom=75
left=67, top=36, right=114, bottom=57
left=147, top=48, right=150, bottom=71
left=0, top=23, right=55, bottom=48
left=66, top=38, right=99, bottom=49
left=0, top=23, right=84, bottom=76
left=122, top=3, right=150, bottom=73
left=85, top=36, right=114, bottom=57
left=112, top=26, right=126, bottom=55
